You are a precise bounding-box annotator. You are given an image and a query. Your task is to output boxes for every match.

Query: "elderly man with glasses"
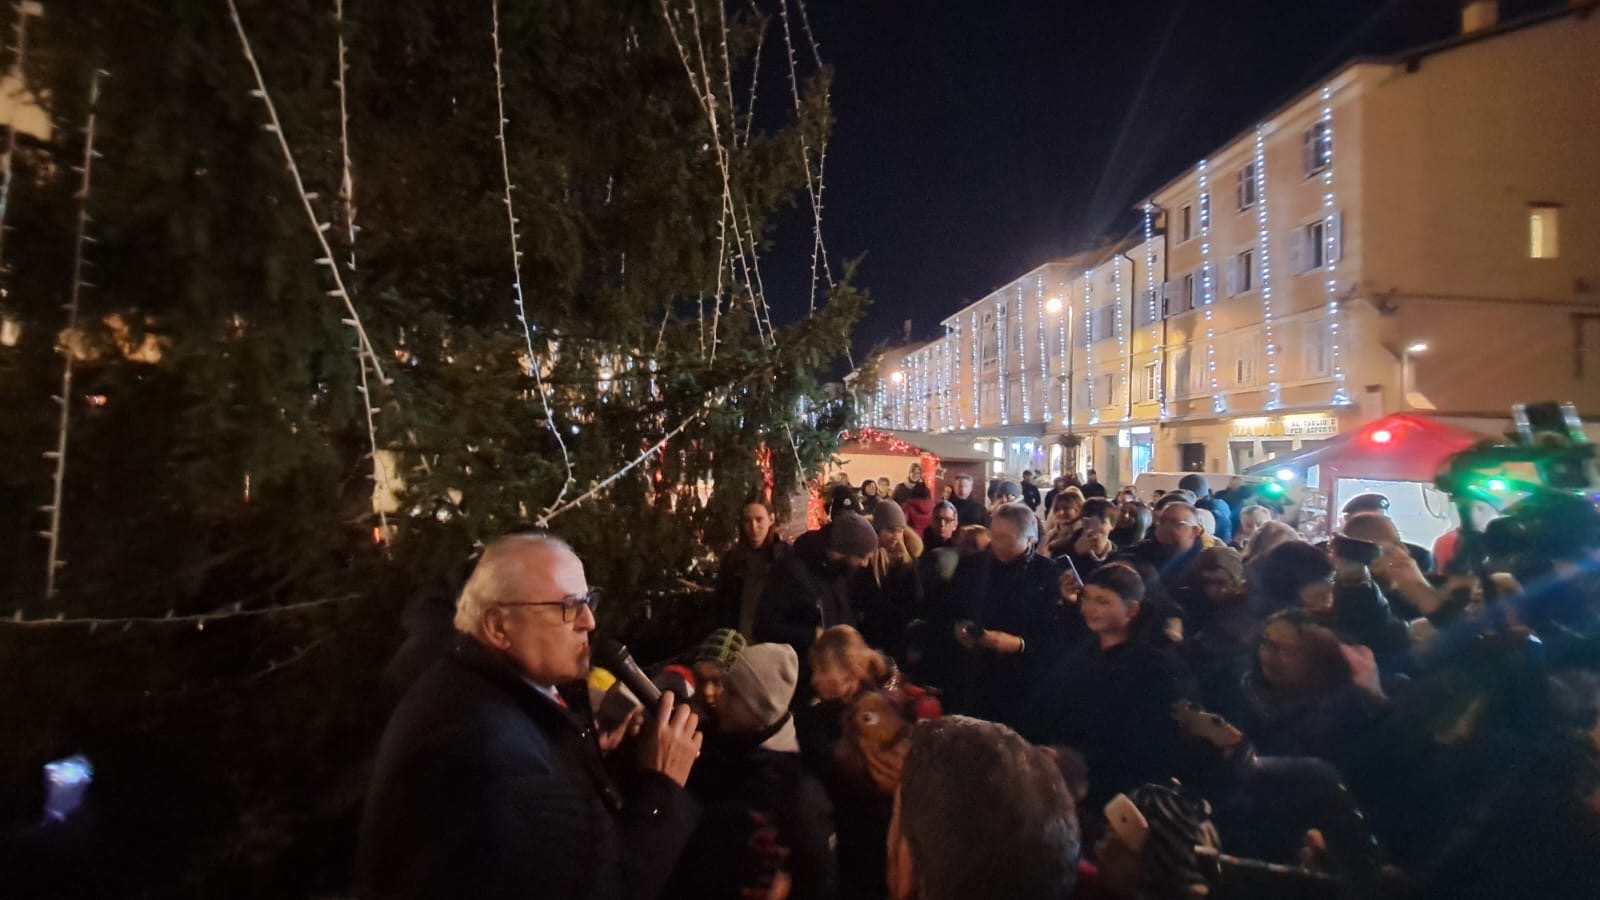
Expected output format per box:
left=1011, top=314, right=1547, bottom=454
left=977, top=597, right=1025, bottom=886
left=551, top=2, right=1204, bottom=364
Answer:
left=357, top=533, right=703, bottom=900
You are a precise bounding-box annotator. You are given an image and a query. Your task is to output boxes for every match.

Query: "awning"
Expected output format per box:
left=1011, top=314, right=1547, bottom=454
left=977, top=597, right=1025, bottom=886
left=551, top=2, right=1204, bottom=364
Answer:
left=1244, top=413, right=1490, bottom=483
left=879, top=430, right=996, bottom=462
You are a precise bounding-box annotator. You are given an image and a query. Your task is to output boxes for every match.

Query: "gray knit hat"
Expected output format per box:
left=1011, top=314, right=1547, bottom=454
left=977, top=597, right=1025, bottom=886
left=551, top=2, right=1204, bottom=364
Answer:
left=872, top=501, right=907, bottom=533
left=829, top=511, right=880, bottom=558
left=722, top=643, right=799, bottom=730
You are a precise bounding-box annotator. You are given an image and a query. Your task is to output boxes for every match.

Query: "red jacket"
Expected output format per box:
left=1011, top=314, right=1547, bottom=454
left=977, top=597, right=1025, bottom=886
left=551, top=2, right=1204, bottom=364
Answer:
left=901, top=497, right=934, bottom=533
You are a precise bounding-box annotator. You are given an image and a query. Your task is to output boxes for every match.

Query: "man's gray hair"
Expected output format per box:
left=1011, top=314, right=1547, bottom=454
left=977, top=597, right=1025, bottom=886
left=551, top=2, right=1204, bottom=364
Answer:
left=453, top=533, right=574, bottom=635
left=934, top=501, right=957, bottom=517
left=1240, top=504, right=1274, bottom=526
left=992, top=502, right=1039, bottom=542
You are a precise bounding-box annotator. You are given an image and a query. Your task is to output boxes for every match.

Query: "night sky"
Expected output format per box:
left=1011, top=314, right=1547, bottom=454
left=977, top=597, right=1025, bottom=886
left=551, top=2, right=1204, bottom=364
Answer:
left=757, top=0, right=1563, bottom=354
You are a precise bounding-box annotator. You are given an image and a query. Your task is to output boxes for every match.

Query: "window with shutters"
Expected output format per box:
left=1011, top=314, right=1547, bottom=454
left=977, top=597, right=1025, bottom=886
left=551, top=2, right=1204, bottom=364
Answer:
left=1170, top=348, right=1191, bottom=398
left=1101, top=373, right=1117, bottom=407
left=1191, top=346, right=1211, bottom=396
left=1092, top=304, right=1117, bottom=343
left=1234, top=331, right=1260, bottom=387
left=1303, top=121, right=1332, bottom=176
left=1237, top=162, right=1258, bottom=211
left=1291, top=215, right=1342, bottom=274
left=1178, top=204, right=1194, bottom=243
left=1143, top=362, right=1159, bottom=402
left=1136, top=288, right=1159, bottom=327
left=1226, top=248, right=1255, bottom=297
left=1302, top=320, right=1331, bottom=377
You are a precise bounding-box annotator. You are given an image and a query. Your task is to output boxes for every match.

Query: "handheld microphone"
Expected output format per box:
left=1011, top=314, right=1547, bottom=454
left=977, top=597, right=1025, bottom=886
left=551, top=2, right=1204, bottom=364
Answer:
left=596, top=640, right=663, bottom=710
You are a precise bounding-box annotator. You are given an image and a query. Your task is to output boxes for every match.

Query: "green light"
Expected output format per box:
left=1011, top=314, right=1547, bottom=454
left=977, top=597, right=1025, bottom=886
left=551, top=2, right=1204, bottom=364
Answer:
left=1487, top=478, right=1508, bottom=492
left=1262, top=482, right=1285, bottom=496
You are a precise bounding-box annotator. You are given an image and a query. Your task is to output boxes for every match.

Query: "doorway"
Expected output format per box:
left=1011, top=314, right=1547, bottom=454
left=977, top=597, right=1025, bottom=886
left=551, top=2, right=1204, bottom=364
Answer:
left=1180, top=442, right=1206, bottom=472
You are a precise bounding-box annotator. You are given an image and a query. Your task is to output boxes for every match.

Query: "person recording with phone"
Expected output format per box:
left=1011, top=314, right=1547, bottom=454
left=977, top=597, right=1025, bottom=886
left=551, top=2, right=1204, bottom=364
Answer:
left=356, top=534, right=704, bottom=900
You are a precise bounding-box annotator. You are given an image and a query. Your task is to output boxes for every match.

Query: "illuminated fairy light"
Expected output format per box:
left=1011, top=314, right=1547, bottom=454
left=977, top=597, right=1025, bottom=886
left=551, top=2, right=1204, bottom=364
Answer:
left=1056, top=277, right=1068, bottom=421
left=489, top=0, right=574, bottom=511
left=333, top=0, right=392, bottom=546
left=1084, top=268, right=1098, bottom=426
left=776, top=0, right=834, bottom=310
left=1017, top=285, right=1029, bottom=423
left=1036, top=274, right=1049, bottom=423
left=997, top=296, right=1009, bottom=425
left=1113, top=256, right=1128, bottom=421
left=1254, top=125, right=1280, bottom=409
left=42, top=69, right=104, bottom=600
left=1143, top=204, right=1166, bottom=418
left=1321, top=84, right=1352, bottom=406
left=1198, top=159, right=1223, bottom=414
left=0, top=2, right=39, bottom=315
left=969, top=310, right=979, bottom=427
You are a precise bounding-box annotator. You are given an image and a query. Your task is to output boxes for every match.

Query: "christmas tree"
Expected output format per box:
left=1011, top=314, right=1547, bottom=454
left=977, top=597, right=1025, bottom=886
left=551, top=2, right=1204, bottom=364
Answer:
left=0, top=1, right=860, bottom=893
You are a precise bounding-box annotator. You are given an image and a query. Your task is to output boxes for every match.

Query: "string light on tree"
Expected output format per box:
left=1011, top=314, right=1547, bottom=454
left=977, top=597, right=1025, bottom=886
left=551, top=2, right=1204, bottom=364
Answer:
left=1320, top=84, right=1352, bottom=406
left=1253, top=125, right=1280, bottom=410
left=41, top=69, right=105, bottom=600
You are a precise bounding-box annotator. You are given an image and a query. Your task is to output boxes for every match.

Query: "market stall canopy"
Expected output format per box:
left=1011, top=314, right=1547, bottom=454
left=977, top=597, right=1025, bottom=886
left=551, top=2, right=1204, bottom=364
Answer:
left=877, top=430, right=992, bottom=462
left=1244, top=413, right=1492, bottom=483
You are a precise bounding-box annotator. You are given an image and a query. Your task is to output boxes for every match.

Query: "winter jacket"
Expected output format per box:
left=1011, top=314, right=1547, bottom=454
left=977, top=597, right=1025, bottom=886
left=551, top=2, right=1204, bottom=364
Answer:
left=754, top=553, right=858, bottom=666
left=1024, top=635, right=1192, bottom=808
left=714, top=538, right=791, bottom=637
left=950, top=495, right=990, bottom=528
left=356, top=638, right=700, bottom=900
left=1021, top=480, right=1042, bottom=510
left=1198, top=495, right=1234, bottom=544
left=901, top=497, right=934, bottom=533
left=940, top=549, right=1078, bottom=728
left=667, top=730, right=835, bottom=900
left=1223, top=672, right=1382, bottom=774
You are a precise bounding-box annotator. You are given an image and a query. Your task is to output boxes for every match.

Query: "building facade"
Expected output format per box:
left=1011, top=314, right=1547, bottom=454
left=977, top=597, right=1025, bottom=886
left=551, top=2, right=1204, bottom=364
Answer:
left=862, top=3, right=1600, bottom=491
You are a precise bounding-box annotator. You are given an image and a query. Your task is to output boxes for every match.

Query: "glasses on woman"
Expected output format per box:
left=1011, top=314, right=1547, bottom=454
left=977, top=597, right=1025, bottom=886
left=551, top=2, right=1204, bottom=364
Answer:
left=496, top=590, right=601, bottom=624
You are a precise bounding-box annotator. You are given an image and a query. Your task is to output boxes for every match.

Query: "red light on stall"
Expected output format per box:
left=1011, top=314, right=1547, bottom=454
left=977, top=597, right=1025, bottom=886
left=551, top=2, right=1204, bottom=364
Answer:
left=1370, top=429, right=1393, bottom=444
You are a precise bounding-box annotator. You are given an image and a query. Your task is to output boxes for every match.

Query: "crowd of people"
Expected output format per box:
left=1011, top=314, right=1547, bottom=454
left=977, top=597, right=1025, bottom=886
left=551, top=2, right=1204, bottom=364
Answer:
left=357, top=464, right=1600, bottom=899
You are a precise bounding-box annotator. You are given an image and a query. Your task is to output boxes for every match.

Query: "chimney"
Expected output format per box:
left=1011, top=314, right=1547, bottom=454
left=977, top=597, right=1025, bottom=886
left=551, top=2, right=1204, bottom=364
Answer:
left=1461, top=0, right=1498, bottom=35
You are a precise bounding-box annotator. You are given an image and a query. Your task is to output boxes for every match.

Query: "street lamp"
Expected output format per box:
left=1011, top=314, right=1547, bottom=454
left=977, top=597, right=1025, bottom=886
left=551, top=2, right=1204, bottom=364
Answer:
left=1045, top=297, right=1063, bottom=315
left=1401, top=341, right=1429, bottom=409
left=890, top=370, right=904, bottom=384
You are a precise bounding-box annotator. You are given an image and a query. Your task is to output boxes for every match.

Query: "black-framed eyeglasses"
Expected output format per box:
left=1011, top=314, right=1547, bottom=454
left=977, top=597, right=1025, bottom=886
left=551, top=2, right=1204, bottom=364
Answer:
left=496, top=590, right=601, bottom=623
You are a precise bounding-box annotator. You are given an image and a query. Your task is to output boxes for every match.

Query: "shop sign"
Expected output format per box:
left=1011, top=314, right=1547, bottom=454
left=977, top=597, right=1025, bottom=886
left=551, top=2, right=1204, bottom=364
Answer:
left=1283, top=414, right=1338, bottom=437
left=1228, top=414, right=1338, bottom=438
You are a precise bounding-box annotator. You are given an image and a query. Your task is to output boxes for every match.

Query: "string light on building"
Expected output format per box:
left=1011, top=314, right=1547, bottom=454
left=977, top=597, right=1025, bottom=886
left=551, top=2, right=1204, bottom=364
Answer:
left=1084, top=268, right=1098, bottom=426
left=997, top=297, right=1009, bottom=425
left=1018, top=284, right=1029, bottom=423
left=1254, top=125, right=1281, bottom=409
left=969, top=310, right=979, bottom=427
left=1036, top=273, right=1050, bottom=423
left=1321, top=84, right=1352, bottom=406
left=1055, top=278, right=1068, bottom=421
left=1143, top=204, right=1166, bottom=418
left=1114, top=256, right=1128, bottom=421
left=1199, top=159, right=1223, bottom=414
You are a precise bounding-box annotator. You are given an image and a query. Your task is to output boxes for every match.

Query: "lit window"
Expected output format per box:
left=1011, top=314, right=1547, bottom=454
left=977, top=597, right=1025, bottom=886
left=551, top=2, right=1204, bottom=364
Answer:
left=1303, top=121, right=1332, bottom=176
left=1529, top=205, right=1560, bottom=259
